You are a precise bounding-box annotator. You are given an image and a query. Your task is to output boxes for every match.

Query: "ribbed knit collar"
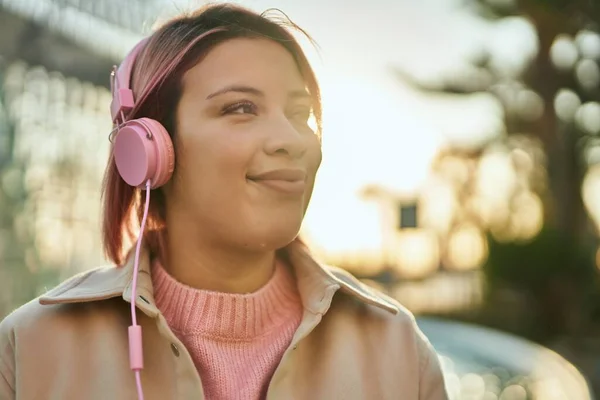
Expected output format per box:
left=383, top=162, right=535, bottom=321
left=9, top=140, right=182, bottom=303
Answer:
left=151, top=258, right=303, bottom=340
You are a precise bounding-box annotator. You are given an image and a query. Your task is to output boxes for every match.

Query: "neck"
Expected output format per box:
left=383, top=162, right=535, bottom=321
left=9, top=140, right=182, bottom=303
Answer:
left=159, top=219, right=276, bottom=294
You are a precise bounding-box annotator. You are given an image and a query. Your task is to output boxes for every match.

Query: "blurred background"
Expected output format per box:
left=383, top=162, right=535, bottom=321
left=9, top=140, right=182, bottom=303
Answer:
left=1, top=0, right=600, bottom=398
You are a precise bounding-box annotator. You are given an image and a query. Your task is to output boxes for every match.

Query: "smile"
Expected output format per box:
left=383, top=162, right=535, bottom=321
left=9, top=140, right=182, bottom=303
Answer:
left=247, top=168, right=307, bottom=195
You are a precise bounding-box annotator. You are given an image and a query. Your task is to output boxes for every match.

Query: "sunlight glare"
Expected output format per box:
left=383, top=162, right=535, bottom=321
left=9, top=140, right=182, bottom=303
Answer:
left=446, top=223, right=488, bottom=271
left=302, top=74, right=442, bottom=262
left=393, top=229, right=440, bottom=278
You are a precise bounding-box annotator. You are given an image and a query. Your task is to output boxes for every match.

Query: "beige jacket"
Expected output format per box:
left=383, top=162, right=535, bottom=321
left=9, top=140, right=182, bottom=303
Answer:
left=0, top=240, right=448, bottom=400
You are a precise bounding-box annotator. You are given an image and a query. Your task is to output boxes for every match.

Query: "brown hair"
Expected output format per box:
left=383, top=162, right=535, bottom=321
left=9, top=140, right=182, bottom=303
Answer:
left=102, top=3, right=322, bottom=265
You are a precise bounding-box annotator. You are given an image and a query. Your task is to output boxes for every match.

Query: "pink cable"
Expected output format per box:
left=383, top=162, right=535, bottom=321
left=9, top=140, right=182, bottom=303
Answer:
left=129, top=179, right=151, bottom=400
left=120, top=31, right=227, bottom=399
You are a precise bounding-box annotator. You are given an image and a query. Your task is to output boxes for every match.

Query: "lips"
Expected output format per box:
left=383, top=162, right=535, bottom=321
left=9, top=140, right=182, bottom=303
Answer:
left=248, top=169, right=306, bottom=182
left=247, top=169, right=307, bottom=195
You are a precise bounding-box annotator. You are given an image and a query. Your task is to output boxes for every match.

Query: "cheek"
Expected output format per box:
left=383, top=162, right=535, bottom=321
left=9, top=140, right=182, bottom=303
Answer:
left=306, top=136, right=323, bottom=176
left=174, top=126, right=257, bottom=193
left=302, top=138, right=322, bottom=208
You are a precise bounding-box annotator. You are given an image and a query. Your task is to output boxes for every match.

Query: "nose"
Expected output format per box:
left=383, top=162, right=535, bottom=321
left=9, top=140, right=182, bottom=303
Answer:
left=263, top=114, right=307, bottom=159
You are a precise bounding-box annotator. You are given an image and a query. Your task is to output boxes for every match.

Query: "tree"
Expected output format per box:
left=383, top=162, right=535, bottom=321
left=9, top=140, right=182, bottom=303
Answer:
left=393, top=0, right=600, bottom=338
left=395, top=0, right=600, bottom=239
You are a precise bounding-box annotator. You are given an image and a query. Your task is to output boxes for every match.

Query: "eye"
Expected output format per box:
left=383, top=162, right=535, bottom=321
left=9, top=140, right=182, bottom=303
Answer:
left=222, top=100, right=258, bottom=116
left=296, top=108, right=312, bottom=122
left=289, top=106, right=312, bottom=124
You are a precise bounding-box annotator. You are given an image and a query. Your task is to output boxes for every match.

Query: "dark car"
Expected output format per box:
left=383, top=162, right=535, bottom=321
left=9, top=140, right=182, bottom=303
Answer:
left=416, top=317, right=594, bottom=400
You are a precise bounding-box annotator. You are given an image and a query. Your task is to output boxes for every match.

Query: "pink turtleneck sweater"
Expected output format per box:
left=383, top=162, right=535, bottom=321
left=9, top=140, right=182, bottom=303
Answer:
left=151, top=259, right=304, bottom=400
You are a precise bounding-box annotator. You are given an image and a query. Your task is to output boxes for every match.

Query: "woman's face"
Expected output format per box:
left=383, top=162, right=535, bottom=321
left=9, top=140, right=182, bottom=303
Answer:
left=164, top=37, right=322, bottom=251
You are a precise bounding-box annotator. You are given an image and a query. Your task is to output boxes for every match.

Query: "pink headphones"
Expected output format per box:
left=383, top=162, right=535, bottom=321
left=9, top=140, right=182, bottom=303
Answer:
left=110, top=38, right=175, bottom=190
left=110, top=28, right=226, bottom=400
left=110, top=36, right=171, bottom=400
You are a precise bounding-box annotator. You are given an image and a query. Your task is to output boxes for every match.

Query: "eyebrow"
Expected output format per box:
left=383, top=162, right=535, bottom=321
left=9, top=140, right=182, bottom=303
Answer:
left=206, top=85, right=311, bottom=100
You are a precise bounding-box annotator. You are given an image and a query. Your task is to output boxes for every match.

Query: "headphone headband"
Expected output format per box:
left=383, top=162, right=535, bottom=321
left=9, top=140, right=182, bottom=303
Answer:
left=110, top=28, right=227, bottom=125
left=110, top=38, right=150, bottom=123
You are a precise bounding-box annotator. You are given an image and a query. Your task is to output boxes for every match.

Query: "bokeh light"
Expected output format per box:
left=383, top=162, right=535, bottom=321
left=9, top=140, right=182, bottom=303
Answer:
left=575, top=102, right=600, bottom=135
left=550, top=34, right=579, bottom=71
left=554, top=89, right=581, bottom=123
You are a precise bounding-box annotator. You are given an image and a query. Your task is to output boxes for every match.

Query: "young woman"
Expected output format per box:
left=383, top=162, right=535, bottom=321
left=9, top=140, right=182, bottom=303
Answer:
left=0, top=4, right=448, bottom=399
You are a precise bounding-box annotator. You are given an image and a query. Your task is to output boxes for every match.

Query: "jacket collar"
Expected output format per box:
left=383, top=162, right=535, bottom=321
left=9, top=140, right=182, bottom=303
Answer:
left=39, top=239, right=398, bottom=316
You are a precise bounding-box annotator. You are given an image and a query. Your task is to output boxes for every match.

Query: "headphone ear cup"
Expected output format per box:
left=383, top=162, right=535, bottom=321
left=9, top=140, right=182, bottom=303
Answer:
left=113, top=118, right=175, bottom=189
left=139, top=118, right=174, bottom=188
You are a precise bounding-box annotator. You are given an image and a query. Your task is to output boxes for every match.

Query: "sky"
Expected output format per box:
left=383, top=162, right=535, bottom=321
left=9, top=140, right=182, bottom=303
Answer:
left=160, top=0, right=537, bottom=253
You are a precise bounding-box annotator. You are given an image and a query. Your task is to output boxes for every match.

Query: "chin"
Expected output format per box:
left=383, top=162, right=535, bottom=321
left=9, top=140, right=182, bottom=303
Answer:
left=247, top=220, right=302, bottom=251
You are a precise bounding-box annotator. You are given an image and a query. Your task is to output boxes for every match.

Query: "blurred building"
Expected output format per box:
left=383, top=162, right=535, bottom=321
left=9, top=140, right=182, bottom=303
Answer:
left=0, top=0, right=164, bottom=273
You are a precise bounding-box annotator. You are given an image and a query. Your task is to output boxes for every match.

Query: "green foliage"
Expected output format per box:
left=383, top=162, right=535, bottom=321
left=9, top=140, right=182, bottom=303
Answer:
left=485, top=228, right=597, bottom=293
left=0, top=165, right=61, bottom=318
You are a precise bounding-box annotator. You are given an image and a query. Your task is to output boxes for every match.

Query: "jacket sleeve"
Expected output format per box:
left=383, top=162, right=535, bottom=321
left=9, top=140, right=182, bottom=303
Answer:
left=0, top=316, right=16, bottom=400
left=417, top=330, right=449, bottom=400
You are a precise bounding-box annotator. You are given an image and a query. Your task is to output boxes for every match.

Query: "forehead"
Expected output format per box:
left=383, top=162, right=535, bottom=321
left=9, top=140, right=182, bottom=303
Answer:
left=181, top=37, right=305, bottom=96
